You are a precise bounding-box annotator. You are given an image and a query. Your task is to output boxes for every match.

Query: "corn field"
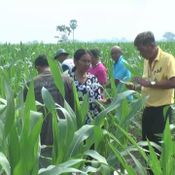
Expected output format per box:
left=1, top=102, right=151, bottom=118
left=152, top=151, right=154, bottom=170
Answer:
left=0, top=42, right=175, bottom=175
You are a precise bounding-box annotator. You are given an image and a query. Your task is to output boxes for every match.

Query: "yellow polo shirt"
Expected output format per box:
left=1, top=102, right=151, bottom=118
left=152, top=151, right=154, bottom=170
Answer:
left=142, top=47, right=175, bottom=107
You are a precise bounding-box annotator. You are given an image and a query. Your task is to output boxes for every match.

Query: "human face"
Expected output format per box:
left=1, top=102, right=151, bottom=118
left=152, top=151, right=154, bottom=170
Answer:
left=90, top=55, right=97, bottom=66
left=75, top=53, right=91, bottom=72
left=57, top=54, right=68, bottom=63
left=136, top=45, right=154, bottom=60
left=111, top=49, right=121, bottom=62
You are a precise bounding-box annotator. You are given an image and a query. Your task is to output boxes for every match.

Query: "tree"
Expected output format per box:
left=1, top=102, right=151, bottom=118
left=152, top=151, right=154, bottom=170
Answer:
left=163, top=32, right=175, bottom=41
left=69, top=19, right=78, bottom=43
left=55, top=19, right=78, bottom=43
left=56, top=25, right=71, bottom=42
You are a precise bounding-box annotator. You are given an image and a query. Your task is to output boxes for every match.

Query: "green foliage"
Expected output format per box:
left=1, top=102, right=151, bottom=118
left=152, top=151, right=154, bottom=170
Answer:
left=0, top=42, right=175, bottom=174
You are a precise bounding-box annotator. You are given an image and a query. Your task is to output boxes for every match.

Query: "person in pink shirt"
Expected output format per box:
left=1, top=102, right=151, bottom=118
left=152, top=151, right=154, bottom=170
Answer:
left=88, top=49, right=108, bottom=86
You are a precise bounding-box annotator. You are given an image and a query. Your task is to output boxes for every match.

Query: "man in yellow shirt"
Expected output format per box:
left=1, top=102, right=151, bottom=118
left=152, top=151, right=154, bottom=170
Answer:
left=130, top=31, right=175, bottom=148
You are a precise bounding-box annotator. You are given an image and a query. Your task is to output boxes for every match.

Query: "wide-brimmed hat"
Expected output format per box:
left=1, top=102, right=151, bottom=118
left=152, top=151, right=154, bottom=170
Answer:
left=54, top=49, right=69, bottom=59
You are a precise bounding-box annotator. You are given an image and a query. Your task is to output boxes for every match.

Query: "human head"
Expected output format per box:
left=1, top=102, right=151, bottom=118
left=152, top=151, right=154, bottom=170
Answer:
left=89, top=48, right=101, bottom=65
left=74, top=49, right=91, bottom=73
left=54, top=49, right=69, bottom=63
left=134, top=31, right=157, bottom=60
left=35, top=54, right=49, bottom=73
left=111, top=46, right=122, bottom=62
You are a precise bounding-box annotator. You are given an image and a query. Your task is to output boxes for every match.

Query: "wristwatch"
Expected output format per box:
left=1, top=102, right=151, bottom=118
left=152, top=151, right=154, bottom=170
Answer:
left=150, top=81, right=156, bottom=86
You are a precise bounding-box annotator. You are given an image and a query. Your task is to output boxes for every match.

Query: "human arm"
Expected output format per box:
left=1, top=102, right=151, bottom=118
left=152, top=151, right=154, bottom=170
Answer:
left=135, top=53, right=175, bottom=89
left=134, top=77, right=175, bottom=89
left=122, top=80, right=141, bottom=91
left=90, top=76, right=110, bottom=104
left=97, top=68, right=108, bottom=85
left=23, top=81, right=30, bottom=101
left=113, top=61, right=131, bottom=87
left=64, top=77, right=75, bottom=110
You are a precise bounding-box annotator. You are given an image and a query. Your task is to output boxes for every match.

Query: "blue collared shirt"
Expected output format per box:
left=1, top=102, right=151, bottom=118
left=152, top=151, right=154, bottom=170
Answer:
left=113, top=55, right=131, bottom=81
left=113, top=56, right=133, bottom=101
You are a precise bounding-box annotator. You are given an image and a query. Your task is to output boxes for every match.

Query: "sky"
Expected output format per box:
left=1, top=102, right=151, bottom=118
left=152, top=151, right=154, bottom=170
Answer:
left=0, top=0, right=175, bottom=43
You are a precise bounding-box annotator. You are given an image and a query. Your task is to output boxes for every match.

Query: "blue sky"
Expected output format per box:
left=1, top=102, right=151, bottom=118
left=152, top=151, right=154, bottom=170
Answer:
left=0, top=0, right=175, bottom=43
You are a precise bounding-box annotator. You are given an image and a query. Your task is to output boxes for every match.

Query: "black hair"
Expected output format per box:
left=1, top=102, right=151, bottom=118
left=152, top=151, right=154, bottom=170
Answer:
left=35, top=54, right=49, bottom=67
left=74, top=48, right=89, bottom=61
left=89, top=48, right=101, bottom=59
left=134, top=31, right=156, bottom=47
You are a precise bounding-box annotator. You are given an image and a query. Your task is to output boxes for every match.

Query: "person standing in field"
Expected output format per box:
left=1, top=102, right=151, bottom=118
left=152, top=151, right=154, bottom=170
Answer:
left=68, top=48, right=103, bottom=123
left=23, top=54, right=74, bottom=167
left=127, top=31, right=175, bottom=173
left=54, top=48, right=74, bottom=72
left=111, top=45, right=131, bottom=89
left=88, top=48, right=108, bottom=86
left=110, top=45, right=133, bottom=102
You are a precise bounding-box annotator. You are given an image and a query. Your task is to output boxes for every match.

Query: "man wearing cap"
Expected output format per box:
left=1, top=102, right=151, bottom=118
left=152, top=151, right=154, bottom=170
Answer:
left=54, top=48, right=74, bottom=72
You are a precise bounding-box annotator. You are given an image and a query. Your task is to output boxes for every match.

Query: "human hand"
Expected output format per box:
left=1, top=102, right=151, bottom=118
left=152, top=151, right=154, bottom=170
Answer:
left=133, top=77, right=150, bottom=87
left=120, top=80, right=136, bottom=90
left=125, top=82, right=136, bottom=90
left=99, top=98, right=111, bottom=104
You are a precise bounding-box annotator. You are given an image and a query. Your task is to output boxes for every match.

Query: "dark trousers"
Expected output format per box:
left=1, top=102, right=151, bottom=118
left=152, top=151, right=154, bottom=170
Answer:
left=142, top=105, right=172, bottom=175
left=142, top=105, right=172, bottom=144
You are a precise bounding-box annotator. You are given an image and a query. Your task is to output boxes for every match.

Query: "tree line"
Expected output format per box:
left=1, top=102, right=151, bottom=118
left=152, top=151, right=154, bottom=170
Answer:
left=55, top=20, right=175, bottom=42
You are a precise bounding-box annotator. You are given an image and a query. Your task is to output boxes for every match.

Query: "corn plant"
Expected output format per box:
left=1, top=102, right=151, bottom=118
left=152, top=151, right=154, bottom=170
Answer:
left=0, top=42, right=175, bottom=174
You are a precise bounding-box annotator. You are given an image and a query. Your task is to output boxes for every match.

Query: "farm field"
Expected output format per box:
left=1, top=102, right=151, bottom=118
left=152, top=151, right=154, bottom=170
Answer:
left=0, top=42, right=175, bottom=175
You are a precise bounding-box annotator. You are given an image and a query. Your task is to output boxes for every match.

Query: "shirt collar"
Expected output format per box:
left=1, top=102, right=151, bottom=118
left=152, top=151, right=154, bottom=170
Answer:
left=115, top=55, right=123, bottom=64
left=154, top=47, right=160, bottom=61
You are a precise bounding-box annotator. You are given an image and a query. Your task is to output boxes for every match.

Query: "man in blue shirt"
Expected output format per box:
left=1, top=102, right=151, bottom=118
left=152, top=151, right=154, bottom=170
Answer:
left=111, top=46, right=131, bottom=93
left=111, top=46, right=131, bottom=84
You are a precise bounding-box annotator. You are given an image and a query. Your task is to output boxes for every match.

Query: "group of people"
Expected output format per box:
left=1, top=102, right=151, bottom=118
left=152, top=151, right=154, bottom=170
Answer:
left=24, top=31, right=175, bottom=172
